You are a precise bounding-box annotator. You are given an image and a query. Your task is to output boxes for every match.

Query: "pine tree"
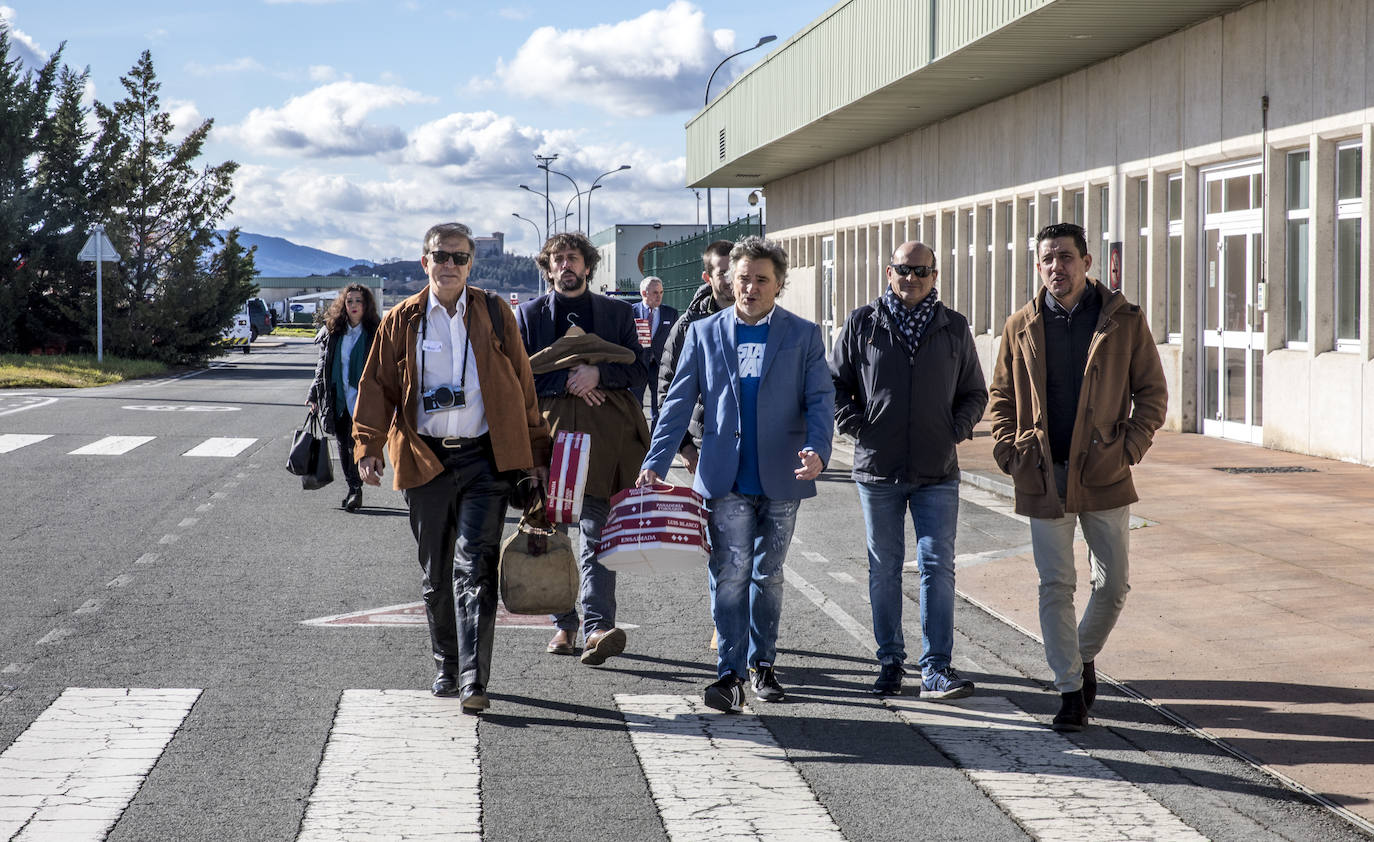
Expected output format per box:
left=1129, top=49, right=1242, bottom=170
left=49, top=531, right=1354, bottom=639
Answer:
left=88, top=50, right=239, bottom=362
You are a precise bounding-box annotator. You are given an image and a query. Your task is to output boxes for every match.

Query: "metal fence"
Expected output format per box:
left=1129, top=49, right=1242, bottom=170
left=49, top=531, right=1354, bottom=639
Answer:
left=638, top=214, right=764, bottom=311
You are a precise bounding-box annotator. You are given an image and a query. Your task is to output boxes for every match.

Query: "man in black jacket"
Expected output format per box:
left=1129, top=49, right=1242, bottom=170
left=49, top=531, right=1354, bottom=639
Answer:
left=656, top=239, right=735, bottom=473
left=830, top=241, right=988, bottom=699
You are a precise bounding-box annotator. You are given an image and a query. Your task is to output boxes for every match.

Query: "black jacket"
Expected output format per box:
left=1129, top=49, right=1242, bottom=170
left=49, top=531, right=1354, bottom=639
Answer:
left=829, top=299, right=988, bottom=485
left=515, top=290, right=650, bottom=398
left=656, top=284, right=722, bottom=452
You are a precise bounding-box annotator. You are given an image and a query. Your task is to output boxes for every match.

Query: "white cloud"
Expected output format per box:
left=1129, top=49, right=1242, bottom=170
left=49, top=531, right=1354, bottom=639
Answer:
left=187, top=56, right=268, bottom=76
left=166, top=99, right=205, bottom=144
left=0, top=6, right=49, bottom=71
left=404, top=111, right=579, bottom=175
left=494, top=1, right=738, bottom=116
left=229, top=81, right=435, bottom=157
left=309, top=64, right=345, bottom=83
left=498, top=7, right=531, bottom=20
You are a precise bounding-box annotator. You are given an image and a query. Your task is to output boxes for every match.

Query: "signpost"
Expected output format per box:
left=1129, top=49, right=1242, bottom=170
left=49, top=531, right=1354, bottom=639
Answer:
left=78, top=225, right=121, bottom=362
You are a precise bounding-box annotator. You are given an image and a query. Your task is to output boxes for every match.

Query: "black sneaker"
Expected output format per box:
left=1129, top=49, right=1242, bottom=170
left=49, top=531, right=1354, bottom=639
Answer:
left=750, top=662, right=785, bottom=703
left=871, top=662, right=904, bottom=696
left=703, top=672, right=745, bottom=713
left=1052, top=689, right=1089, bottom=732
left=1082, top=661, right=1097, bottom=710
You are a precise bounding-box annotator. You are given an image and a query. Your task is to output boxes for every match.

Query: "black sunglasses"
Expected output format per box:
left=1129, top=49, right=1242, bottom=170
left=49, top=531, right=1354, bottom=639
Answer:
left=890, top=263, right=935, bottom=278
left=428, top=250, right=471, bottom=266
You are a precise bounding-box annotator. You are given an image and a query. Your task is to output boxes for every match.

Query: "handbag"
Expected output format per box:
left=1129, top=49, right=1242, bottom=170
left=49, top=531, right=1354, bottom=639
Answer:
left=286, top=409, right=321, bottom=476
left=545, top=430, right=591, bottom=523
left=499, top=495, right=578, bottom=615
left=598, top=483, right=710, bottom=575
left=301, top=434, right=334, bottom=490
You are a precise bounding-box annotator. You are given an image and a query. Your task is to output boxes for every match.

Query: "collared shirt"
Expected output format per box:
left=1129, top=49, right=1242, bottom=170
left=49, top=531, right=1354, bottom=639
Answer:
left=733, top=306, right=775, bottom=326
left=339, top=322, right=364, bottom=416
left=416, top=288, right=488, bottom=438
left=649, top=306, right=660, bottom=335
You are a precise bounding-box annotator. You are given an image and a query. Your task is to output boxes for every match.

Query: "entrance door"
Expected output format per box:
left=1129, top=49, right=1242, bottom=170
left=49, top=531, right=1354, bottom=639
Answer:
left=1200, top=164, right=1264, bottom=443
left=820, top=235, right=836, bottom=351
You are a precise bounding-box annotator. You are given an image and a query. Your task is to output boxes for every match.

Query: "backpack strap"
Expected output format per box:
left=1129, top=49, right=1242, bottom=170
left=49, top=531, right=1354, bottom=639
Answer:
left=482, top=289, right=507, bottom=356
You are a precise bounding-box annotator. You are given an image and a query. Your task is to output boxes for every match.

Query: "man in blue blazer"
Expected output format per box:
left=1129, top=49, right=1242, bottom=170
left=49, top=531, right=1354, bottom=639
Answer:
left=638, top=236, right=834, bottom=713
left=631, top=276, right=678, bottom=430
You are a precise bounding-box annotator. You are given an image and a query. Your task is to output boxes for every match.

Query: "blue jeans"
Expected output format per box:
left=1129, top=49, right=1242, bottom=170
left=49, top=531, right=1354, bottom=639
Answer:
left=551, top=495, right=616, bottom=636
left=706, top=493, right=800, bottom=679
left=855, top=479, right=960, bottom=676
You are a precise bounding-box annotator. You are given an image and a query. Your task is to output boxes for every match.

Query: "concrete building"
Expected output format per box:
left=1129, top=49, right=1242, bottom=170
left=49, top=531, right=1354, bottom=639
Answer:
left=474, top=232, right=505, bottom=259
left=592, top=223, right=707, bottom=294
left=688, top=0, right=1374, bottom=465
left=254, top=276, right=384, bottom=323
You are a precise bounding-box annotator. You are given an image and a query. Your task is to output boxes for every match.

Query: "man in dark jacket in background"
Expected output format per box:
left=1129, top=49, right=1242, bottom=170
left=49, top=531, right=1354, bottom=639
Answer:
left=656, top=239, right=735, bottom=473
left=830, top=240, right=988, bottom=700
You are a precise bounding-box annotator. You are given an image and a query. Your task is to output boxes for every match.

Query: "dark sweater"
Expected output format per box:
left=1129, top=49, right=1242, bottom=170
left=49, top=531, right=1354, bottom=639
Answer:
left=1043, top=283, right=1101, bottom=463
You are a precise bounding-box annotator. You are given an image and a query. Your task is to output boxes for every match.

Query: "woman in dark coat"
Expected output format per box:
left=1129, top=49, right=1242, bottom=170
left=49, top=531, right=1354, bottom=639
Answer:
left=307, top=283, right=380, bottom=511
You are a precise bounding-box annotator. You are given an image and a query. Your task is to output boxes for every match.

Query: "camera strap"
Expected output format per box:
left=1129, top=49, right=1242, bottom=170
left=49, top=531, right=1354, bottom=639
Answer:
left=420, top=299, right=470, bottom=397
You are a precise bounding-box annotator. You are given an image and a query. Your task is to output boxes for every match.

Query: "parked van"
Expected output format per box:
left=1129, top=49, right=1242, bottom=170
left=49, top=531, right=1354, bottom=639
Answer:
left=244, top=297, right=272, bottom=340
left=221, top=313, right=251, bottom=355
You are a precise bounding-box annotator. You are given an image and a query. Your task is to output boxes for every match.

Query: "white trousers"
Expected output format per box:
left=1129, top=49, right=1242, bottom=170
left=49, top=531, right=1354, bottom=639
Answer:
left=1029, top=504, right=1131, bottom=693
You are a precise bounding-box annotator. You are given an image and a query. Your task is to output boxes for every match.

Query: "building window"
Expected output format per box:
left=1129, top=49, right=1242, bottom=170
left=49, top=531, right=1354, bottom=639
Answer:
left=1336, top=142, right=1362, bottom=347
left=1000, top=202, right=1013, bottom=320
left=1049, top=194, right=1061, bottom=225
left=1285, top=150, right=1310, bottom=345
left=1096, top=184, right=1112, bottom=291
left=1024, top=197, right=1037, bottom=303
left=979, top=205, right=991, bottom=332
left=1134, top=178, right=1149, bottom=308
left=1166, top=173, right=1183, bottom=338
left=1071, top=189, right=1085, bottom=227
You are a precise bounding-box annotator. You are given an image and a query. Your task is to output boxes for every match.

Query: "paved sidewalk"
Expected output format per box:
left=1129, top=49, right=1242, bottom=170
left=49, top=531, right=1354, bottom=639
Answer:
left=952, top=424, right=1374, bottom=830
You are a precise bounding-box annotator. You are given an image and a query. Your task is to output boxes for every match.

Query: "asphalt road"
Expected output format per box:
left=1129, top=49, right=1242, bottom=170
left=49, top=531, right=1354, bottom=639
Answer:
left=0, top=336, right=1366, bottom=841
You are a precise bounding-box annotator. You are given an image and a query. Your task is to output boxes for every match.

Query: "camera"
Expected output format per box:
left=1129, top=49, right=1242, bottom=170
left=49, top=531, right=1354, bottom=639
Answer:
left=422, top=385, right=466, bottom=413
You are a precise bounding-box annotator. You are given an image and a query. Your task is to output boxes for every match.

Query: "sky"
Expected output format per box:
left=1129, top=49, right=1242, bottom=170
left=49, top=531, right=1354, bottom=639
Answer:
left=3, top=1, right=827, bottom=262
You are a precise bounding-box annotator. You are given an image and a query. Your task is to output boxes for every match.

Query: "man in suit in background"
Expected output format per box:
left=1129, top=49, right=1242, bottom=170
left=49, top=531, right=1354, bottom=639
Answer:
left=638, top=235, right=835, bottom=713
left=632, top=275, right=678, bottom=430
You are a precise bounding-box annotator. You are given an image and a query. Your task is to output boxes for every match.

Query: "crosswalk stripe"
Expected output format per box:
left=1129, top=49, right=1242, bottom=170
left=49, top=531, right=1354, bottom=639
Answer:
left=615, top=694, right=847, bottom=841
left=182, top=437, right=256, bottom=457
left=68, top=436, right=155, bottom=456
left=297, top=690, right=481, bottom=841
left=888, top=695, right=1208, bottom=841
left=0, top=687, right=200, bottom=841
left=0, top=434, right=50, bottom=454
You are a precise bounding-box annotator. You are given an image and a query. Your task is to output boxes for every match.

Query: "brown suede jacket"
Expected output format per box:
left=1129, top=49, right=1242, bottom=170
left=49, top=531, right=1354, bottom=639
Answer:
left=352, top=286, right=551, bottom=491
left=988, top=280, right=1167, bottom=518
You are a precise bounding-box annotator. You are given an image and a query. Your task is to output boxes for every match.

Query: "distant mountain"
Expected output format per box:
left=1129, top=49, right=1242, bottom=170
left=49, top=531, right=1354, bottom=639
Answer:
left=218, top=231, right=373, bottom=277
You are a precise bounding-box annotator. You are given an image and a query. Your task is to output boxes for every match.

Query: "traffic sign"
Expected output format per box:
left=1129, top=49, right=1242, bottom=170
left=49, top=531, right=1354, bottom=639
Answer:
left=78, top=229, right=121, bottom=262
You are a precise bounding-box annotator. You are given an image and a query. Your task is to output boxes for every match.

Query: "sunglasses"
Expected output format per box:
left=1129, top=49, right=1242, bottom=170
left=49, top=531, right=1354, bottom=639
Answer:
left=428, top=250, right=471, bottom=266
left=890, top=263, right=935, bottom=278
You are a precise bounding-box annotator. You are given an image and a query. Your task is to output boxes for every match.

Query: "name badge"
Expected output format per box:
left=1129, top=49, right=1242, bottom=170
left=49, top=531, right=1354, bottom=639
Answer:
left=421, top=340, right=443, bottom=352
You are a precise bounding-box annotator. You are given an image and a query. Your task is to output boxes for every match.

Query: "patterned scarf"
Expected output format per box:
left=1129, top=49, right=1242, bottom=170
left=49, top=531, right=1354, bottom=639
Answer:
left=882, top=287, right=938, bottom=355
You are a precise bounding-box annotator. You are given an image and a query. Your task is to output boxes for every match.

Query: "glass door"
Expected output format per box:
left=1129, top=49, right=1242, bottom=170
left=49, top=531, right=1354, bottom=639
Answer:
left=1200, top=163, right=1264, bottom=443
left=820, top=235, right=836, bottom=351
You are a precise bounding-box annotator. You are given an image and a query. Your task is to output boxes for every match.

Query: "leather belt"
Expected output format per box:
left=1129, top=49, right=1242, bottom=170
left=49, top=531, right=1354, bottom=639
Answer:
left=420, top=433, right=490, bottom=452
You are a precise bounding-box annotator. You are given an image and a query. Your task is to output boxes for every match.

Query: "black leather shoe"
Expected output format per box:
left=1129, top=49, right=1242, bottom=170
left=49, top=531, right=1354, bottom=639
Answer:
left=1082, top=661, right=1097, bottom=710
left=1052, top=690, right=1089, bottom=732
left=460, top=683, right=489, bottom=713
left=342, top=489, right=362, bottom=512
left=871, top=662, right=904, bottom=696
left=431, top=673, right=460, bottom=697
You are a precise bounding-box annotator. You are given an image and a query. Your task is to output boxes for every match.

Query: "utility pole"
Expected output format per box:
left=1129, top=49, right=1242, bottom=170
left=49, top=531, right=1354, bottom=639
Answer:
left=534, top=153, right=558, bottom=237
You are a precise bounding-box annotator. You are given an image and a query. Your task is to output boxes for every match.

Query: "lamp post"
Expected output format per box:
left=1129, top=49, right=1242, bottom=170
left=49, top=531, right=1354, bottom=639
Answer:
left=686, top=188, right=701, bottom=225
left=512, top=212, right=542, bottom=247
left=519, top=184, right=556, bottom=238
left=539, top=164, right=586, bottom=232
left=533, top=153, right=557, bottom=234
left=586, top=164, right=631, bottom=235
left=702, top=35, right=776, bottom=231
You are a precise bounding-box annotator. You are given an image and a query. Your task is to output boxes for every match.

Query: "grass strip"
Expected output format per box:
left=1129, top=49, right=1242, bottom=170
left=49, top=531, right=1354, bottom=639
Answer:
left=0, top=354, right=172, bottom=389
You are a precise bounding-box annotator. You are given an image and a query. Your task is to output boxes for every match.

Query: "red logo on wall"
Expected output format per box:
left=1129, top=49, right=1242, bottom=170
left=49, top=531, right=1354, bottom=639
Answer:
left=637, top=241, right=667, bottom=275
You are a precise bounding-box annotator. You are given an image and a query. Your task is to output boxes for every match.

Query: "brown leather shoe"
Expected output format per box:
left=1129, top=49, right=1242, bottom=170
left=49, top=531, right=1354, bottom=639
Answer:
left=580, top=627, right=626, bottom=666
left=546, top=628, right=576, bottom=655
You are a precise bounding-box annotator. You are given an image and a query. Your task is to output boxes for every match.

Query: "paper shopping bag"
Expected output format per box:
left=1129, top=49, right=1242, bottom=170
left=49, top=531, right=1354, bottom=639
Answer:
left=545, top=430, right=591, bottom=524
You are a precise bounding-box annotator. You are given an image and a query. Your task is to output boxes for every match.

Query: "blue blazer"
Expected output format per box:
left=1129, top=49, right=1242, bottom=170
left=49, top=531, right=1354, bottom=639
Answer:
left=516, top=291, right=650, bottom=397
left=631, top=301, right=679, bottom=362
left=643, top=305, right=835, bottom=501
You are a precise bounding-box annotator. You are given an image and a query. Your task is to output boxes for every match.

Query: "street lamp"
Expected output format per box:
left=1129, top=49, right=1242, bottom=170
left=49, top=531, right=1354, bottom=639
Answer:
left=702, top=35, right=776, bottom=231
left=563, top=192, right=580, bottom=232
left=686, top=188, right=701, bottom=225
left=519, top=184, right=556, bottom=237
left=512, top=212, right=542, bottom=247
left=586, top=164, right=630, bottom=234
left=539, top=164, right=586, bottom=232
left=533, top=153, right=557, bottom=235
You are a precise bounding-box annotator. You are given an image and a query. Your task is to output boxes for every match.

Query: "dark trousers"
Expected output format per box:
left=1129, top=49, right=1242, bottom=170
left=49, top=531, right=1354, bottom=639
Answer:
left=335, top=409, right=362, bottom=492
left=402, top=442, right=511, bottom=689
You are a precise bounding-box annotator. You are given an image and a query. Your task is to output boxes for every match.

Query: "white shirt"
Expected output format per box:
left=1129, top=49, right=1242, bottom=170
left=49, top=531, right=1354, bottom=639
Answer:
left=416, top=288, right=488, bottom=438
left=339, top=322, right=363, bottom=416
left=733, top=306, right=775, bottom=326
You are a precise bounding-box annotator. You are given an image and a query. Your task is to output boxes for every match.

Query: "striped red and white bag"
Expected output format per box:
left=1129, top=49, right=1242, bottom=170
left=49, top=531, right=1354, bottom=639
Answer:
left=598, top=484, right=710, bottom=574
left=633, top=317, right=652, bottom=348
left=545, top=430, right=591, bottom=524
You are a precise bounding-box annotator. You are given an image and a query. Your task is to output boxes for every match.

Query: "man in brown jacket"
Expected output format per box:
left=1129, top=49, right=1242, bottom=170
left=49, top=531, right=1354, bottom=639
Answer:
left=353, top=222, right=550, bottom=713
left=988, top=222, right=1167, bottom=732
